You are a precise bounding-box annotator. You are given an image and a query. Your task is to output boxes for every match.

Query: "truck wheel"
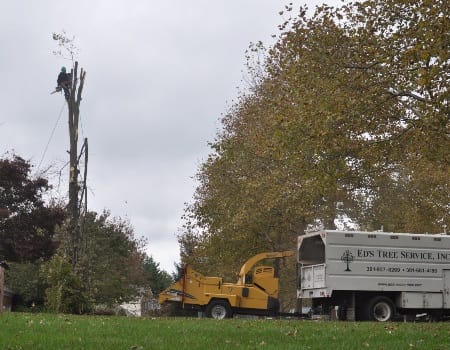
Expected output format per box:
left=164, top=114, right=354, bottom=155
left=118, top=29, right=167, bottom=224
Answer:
left=205, top=300, right=233, bottom=319
left=367, top=296, right=395, bottom=322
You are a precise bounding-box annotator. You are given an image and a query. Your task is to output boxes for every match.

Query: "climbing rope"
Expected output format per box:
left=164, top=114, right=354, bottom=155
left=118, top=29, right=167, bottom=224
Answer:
left=37, top=101, right=66, bottom=172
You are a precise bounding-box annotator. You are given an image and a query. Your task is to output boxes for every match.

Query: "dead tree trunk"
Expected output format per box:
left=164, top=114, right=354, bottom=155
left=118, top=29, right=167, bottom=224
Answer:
left=67, top=61, right=87, bottom=269
left=78, top=137, right=88, bottom=259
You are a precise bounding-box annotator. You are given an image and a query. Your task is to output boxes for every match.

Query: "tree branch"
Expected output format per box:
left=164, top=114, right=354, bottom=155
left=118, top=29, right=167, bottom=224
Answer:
left=342, top=61, right=381, bottom=70
left=386, top=87, right=428, bottom=103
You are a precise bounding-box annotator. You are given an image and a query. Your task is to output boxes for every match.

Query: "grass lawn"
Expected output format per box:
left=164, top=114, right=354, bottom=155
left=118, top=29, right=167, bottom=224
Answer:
left=1, top=313, right=450, bottom=349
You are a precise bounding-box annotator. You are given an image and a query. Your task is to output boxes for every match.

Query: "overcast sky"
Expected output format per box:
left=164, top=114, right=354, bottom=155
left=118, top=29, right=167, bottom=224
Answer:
left=0, top=0, right=338, bottom=272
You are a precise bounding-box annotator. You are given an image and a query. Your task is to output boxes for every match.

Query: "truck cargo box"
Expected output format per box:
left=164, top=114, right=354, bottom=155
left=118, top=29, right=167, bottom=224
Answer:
left=297, top=230, right=450, bottom=321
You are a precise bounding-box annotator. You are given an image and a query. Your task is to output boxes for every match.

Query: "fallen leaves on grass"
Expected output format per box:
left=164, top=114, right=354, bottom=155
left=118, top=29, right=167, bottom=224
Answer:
left=285, top=329, right=298, bottom=337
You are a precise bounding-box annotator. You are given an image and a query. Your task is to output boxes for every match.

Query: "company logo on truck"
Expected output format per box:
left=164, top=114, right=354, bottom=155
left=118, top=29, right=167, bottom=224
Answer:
left=341, top=250, right=354, bottom=271
left=357, top=249, right=450, bottom=261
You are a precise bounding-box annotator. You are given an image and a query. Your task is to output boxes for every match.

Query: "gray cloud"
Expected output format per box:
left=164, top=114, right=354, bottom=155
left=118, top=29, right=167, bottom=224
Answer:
left=1, top=0, right=337, bottom=272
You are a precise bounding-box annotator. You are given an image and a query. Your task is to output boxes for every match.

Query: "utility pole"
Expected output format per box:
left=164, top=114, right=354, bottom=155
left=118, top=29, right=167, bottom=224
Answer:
left=67, top=61, right=87, bottom=268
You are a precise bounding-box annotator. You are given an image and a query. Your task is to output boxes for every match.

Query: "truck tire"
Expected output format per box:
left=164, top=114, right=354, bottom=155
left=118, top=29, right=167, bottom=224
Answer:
left=205, top=300, right=233, bottom=319
left=366, top=296, right=395, bottom=322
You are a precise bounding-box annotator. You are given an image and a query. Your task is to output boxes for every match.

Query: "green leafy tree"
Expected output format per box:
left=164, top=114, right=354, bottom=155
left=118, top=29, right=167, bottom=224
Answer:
left=43, top=211, right=146, bottom=312
left=142, top=255, right=172, bottom=295
left=42, top=254, right=87, bottom=314
left=4, top=261, right=47, bottom=310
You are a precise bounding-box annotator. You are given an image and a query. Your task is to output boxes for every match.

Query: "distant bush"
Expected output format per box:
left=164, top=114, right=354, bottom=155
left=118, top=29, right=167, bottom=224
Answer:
left=41, top=254, right=91, bottom=314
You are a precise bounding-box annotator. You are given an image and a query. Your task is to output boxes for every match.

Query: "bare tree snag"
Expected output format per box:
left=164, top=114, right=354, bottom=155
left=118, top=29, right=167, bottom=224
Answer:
left=67, top=61, right=87, bottom=268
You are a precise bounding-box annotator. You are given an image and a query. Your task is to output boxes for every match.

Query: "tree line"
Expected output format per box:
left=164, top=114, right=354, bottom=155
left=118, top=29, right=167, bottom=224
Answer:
left=178, top=0, right=449, bottom=309
left=0, top=154, right=172, bottom=313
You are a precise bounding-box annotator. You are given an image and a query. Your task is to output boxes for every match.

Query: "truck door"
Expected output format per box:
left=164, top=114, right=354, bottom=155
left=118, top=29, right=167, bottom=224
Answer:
left=444, top=270, right=450, bottom=309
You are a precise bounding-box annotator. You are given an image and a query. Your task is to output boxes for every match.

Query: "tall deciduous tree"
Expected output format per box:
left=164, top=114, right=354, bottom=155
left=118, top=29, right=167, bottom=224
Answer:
left=0, top=154, right=65, bottom=262
left=341, top=0, right=450, bottom=231
left=178, top=1, right=449, bottom=308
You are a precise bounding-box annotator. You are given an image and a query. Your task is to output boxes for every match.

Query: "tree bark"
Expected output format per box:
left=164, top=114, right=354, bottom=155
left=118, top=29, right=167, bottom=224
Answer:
left=67, top=61, right=86, bottom=268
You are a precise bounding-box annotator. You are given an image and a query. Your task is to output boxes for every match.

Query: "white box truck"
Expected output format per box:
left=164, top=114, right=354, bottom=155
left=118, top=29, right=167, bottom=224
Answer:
left=297, top=230, right=450, bottom=321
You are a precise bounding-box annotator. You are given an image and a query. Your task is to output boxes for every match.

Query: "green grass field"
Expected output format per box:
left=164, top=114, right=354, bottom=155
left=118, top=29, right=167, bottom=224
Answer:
left=1, top=313, right=450, bottom=349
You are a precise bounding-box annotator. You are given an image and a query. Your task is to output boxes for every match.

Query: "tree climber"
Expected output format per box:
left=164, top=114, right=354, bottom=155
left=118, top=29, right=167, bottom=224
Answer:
left=56, top=66, right=71, bottom=100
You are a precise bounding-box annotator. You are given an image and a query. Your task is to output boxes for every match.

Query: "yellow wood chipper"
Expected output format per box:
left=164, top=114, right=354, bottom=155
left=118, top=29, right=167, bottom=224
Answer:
left=158, top=251, right=293, bottom=319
